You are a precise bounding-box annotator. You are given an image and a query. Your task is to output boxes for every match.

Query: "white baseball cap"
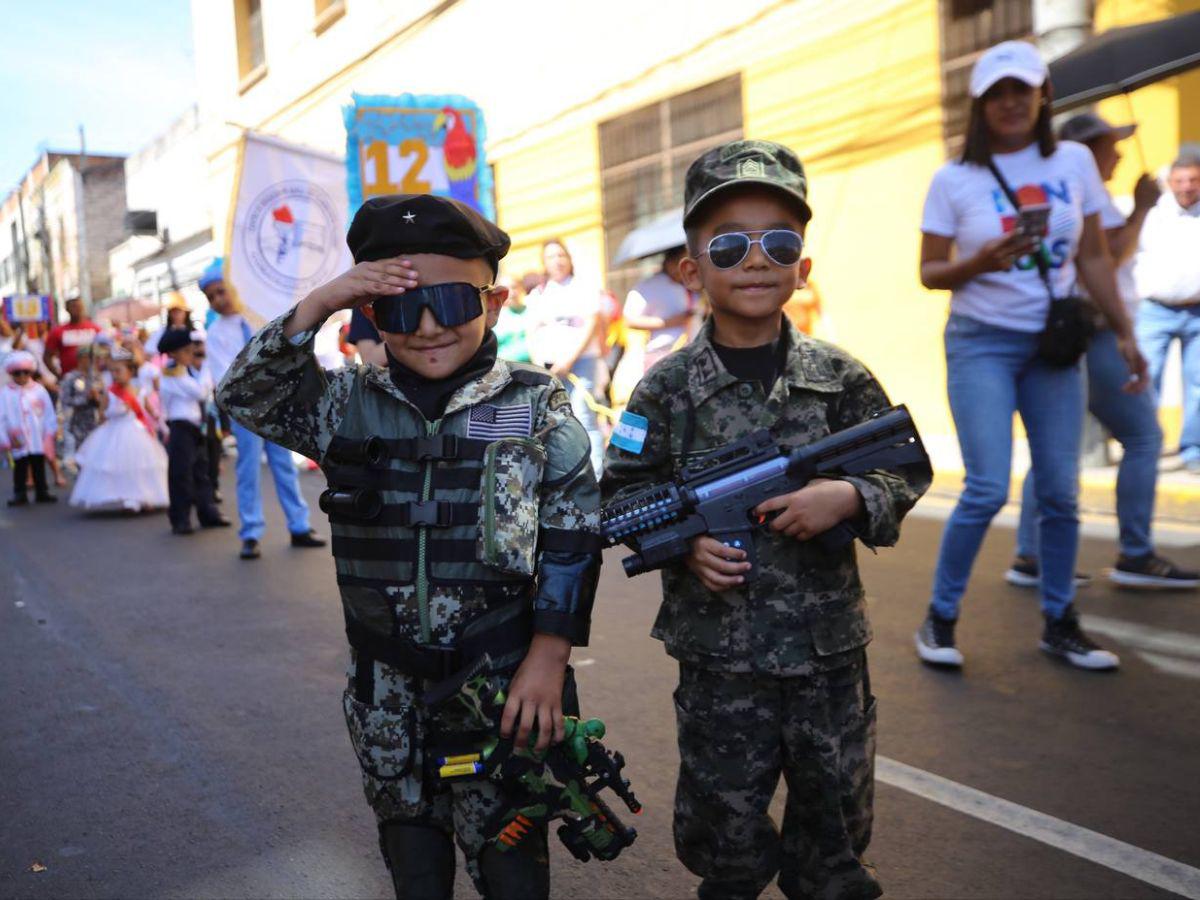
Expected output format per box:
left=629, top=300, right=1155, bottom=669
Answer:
left=970, top=41, right=1048, bottom=98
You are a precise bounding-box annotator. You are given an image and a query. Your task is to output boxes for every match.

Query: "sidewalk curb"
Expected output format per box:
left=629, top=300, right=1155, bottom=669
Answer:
left=930, top=469, right=1200, bottom=526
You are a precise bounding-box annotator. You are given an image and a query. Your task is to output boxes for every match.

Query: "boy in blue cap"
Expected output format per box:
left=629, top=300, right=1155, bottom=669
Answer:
left=200, top=258, right=325, bottom=559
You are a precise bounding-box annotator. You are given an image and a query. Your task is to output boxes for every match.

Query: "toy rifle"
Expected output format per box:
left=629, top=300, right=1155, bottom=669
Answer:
left=602, top=404, right=930, bottom=579
left=423, top=659, right=641, bottom=863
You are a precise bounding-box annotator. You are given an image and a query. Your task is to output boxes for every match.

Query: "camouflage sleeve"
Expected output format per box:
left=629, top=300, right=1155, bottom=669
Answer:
left=829, top=360, right=932, bottom=548
left=215, top=309, right=355, bottom=462
left=599, top=374, right=674, bottom=505
left=533, top=380, right=602, bottom=645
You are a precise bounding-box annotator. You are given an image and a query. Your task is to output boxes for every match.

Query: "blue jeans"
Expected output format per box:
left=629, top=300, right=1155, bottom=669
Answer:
left=1135, top=300, right=1200, bottom=463
left=1017, top=328, right=1162, bottom=559
left=568, top=356, right=606, bottom=478
left=232, top=421, right=311, bottom=542
left=931, top=315, right=1085, bottom=621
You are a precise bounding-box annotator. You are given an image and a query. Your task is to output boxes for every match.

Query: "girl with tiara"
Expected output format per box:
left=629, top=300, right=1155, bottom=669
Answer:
left=69, top=353, right=168, bottom=513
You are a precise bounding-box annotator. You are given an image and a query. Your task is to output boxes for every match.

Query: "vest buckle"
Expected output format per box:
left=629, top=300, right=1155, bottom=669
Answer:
left=406, top=500, right=453, bottom=527
left=414, top=434, right=459, bottom=461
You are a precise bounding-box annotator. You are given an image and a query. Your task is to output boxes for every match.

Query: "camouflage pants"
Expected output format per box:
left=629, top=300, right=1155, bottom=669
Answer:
left=342, top=657, right=514, bottom=895
left=673, top=654, right=880, bottom=900
left=343, top=655, right=574, bottom=896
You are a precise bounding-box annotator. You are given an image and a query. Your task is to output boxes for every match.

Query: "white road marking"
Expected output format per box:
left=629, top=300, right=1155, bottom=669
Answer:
left=877, top=756, right=1200, bottom=899
left=1135, top=652, right=1200, bottom=680
left=1080, top=615, right=1200, bottom=679
left=1081, top=615, right=1200, bottom=660
left=573, top=658, right=595, bottom=667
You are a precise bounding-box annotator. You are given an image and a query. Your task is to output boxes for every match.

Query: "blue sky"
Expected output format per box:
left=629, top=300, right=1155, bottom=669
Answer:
left=0, top=1, right=196, bottom=191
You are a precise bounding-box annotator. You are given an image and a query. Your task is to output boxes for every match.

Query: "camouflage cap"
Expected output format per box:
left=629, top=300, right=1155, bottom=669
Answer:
left=683, top=140, right=812, bottom=228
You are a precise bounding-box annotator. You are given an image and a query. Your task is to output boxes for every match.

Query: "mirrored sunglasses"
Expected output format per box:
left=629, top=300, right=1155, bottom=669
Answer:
left=699, top=230, right=804, bottom=270
left=372, top=282, right=488, bottom=334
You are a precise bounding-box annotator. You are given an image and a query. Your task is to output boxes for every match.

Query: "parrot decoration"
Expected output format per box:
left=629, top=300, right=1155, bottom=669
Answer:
left=434, top=106, right=479, bottom=208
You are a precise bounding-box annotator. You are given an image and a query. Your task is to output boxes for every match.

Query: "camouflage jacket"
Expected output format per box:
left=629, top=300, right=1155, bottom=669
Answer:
left=601, top=318, right=929, bottom=675
left=217, top=310, right=601, bottom=650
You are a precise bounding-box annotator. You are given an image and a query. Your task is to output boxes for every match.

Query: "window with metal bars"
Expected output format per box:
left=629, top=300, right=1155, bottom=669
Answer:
left=938, top=0, right=1034, bottom=159
left=598, top=76, right=743, bottom=301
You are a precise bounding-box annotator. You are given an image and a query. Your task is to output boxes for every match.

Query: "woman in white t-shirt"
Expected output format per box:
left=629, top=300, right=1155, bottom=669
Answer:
left=525, top=238, right=609, bottom=475
left=914, top=41, right=1147, bottom=673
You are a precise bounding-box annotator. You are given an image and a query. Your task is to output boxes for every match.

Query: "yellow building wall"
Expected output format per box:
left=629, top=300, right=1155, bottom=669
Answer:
left=743, top=0, right=952, bottom=451
left=491, top=0, right=957, bottom=457
left=494, top=124, right=604, bottom=283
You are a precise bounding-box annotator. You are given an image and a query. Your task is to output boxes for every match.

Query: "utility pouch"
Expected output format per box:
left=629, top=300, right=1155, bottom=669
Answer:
left=477, top=436, right=546, bottom=576
left=342, top=689, right=420, bottom=781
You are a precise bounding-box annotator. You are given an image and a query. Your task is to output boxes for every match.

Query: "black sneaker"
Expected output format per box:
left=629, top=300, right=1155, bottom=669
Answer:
left=289, top=529, right=326, bottom=549
left=1109, top=553, right=1200, bottom=590
left=1004, top=556, right=1091, bottom=589
left=1039, top=608, right=1119, bottom=670
left=35, top=493, right=57, bottom=504
left=915, top=610, right=964, bottom=667
left=7, top=495, right=29, bottom=507
left=240, top=539, right=261, bottom=560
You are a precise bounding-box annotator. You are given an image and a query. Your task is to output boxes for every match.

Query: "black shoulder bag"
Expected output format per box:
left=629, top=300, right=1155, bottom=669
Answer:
left=986, top=158, right=1093, bottom=367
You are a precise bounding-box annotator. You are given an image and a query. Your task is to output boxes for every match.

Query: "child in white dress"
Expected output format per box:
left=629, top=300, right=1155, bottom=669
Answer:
left=70, top=355, right=169, bottom=512
left=1, top=351, right=58, bottom=505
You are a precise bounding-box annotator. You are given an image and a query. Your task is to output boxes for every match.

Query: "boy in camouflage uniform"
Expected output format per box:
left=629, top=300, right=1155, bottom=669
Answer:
left=218, top=194, right=602, bottom=899
left=602, top=141, right=930, bottom=900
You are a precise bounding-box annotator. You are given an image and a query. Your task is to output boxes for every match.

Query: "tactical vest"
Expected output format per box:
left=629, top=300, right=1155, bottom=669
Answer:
left=321, top=363, right=557, bottom=689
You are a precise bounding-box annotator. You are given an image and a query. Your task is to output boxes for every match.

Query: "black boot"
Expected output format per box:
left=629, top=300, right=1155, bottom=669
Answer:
left=379, top=822, right=456, bottom=900
left=477, top=827, right=550, bottom=900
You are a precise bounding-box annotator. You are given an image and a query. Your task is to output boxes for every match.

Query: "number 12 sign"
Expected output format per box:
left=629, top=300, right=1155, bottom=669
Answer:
left=343, top=93, right=495, bottom=220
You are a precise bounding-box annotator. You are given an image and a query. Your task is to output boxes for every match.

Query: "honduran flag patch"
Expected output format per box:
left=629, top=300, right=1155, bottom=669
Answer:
left=610, top=410, right=649, bottom=454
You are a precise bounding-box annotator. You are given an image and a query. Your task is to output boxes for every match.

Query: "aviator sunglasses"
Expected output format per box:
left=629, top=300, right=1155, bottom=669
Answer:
left=372, top=282, right=491, bottom=334
left=698, top=229, right=804, bottom=269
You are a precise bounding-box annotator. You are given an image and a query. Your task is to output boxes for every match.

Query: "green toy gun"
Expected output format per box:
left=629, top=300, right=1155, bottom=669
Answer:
left=423, top=660, right=641, bottom=862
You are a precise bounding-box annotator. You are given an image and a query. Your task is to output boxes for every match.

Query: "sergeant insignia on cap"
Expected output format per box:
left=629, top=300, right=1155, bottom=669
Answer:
left=738, top=158, right=765, bottom=178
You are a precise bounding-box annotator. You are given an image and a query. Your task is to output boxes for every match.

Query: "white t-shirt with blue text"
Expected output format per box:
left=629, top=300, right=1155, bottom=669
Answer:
left=921, top=141, right=1108, bottom=333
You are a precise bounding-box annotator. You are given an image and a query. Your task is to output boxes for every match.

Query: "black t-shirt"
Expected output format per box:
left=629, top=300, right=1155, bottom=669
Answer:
left=713, top=329, right=788, bottom=395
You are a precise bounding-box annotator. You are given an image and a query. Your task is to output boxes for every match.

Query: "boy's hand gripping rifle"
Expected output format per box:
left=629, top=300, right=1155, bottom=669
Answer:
left=601, top=404, right=929, bottom=579
left=423, top=660, right=641, bottom=863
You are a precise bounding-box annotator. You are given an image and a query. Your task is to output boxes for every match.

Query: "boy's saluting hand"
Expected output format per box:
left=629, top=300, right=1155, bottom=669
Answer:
left=287, top=257, right=418, bottom=338
left=311, top=257, right=419, bottom=313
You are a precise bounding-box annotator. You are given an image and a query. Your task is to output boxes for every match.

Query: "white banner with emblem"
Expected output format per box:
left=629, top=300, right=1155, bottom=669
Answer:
left=226, top=132, right=353, bottom=323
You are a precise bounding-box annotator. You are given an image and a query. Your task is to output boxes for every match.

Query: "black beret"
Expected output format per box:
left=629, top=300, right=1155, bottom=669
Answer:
left=347, top=194, right=510, bottom=274
left=158, top=328, right=195, bottom=354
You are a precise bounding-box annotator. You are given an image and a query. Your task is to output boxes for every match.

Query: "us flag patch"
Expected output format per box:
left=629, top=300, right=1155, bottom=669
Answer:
left=466, top=403, right=533, bottom=440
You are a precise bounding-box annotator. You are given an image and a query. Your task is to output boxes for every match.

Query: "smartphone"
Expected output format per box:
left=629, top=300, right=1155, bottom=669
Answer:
left=1017, top=203, right=1051, bottom=239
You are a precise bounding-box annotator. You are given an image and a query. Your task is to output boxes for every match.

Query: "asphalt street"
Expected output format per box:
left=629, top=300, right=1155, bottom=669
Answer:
left=2, top=466, right=1199, bottom=899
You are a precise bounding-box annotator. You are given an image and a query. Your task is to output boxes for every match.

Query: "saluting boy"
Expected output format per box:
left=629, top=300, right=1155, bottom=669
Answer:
left=217, top=194, right=602, bottom=899
left=603, top=141, right=930, bottom=900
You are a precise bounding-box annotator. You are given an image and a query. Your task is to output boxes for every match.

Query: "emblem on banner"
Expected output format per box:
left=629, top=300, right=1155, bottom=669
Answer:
left=242, top=180, right=343, bottom=293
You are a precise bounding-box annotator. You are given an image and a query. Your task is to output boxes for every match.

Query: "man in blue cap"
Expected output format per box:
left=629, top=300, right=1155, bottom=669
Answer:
left=200, top=258, right=325, bottom=559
